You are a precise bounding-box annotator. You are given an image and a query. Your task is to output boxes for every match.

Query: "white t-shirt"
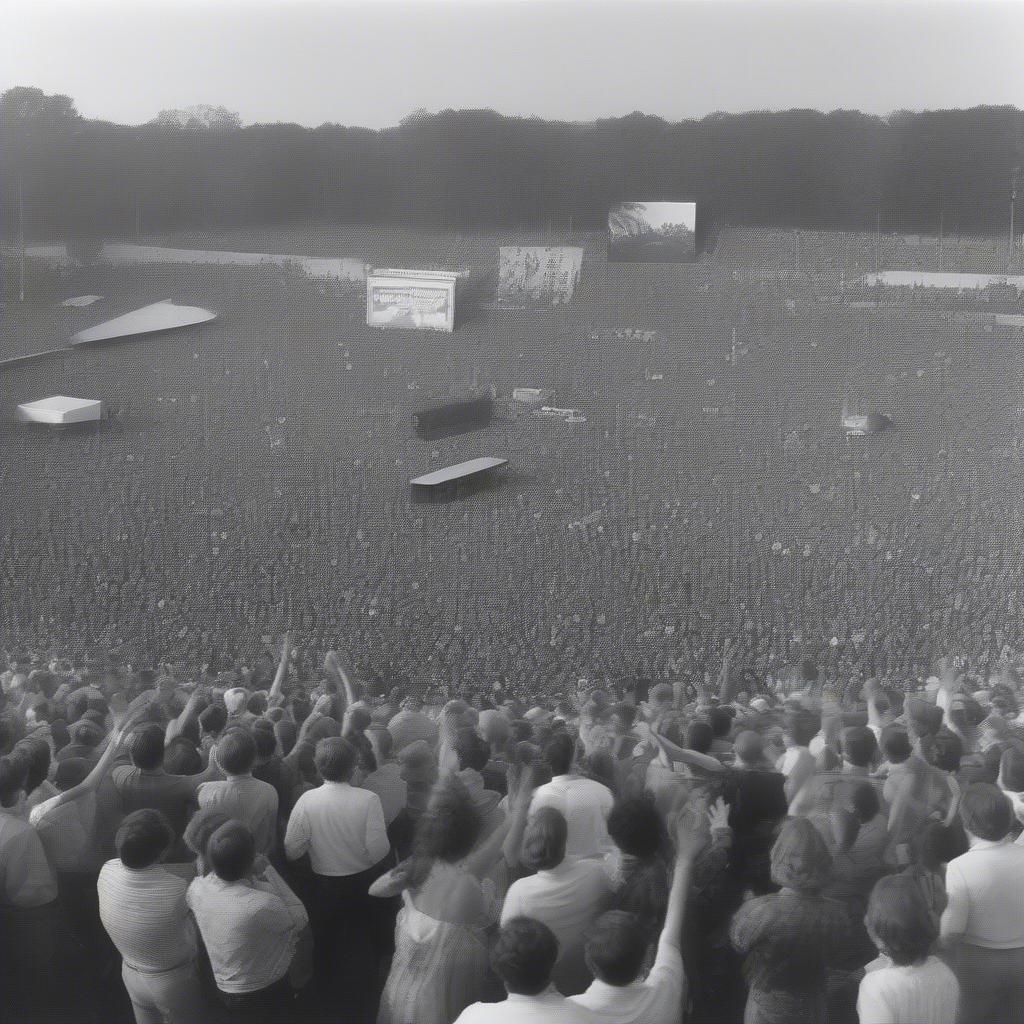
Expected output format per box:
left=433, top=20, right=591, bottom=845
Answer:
left=856, top=954, right=959, bottom=1024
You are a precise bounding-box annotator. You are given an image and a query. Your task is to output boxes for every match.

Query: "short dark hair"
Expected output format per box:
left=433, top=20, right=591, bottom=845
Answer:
left=184, top=807, right=232, bottom=861
left=490, top=917, right=559, bottom=996
left=543, top=733, right=575, bottom=776
left=0, top=755, right=27, bottom=805
left=584, top=911, right=649, bottom=985
left=685, top=721, right=714, bottom=754
left=522, top=807, right=568, bottom=871
left=217, top=730, right=256, bottom=775
left=1000, top=746, right=1024, bottom=793
left=454, top=729, right=490, bottom=773
left=164, top=738, right=203, bottom=776
left=207, top=821, right=256, bottom=882
left=346, top=706, right=372, bottom=733
left=607, top=797, right=667, bottom=860
left=611, top=703, right=637, bottom=729
left=198, top=705, right=226, bottom=736
left=130, top=724, right=166, bottom=771
left=925, top=731, right=963, bottom=774
left=770, top=817, right=833, bottom=892
left=413, top=779, right=481, bottom=865
left=784, top=710, right=820, bottom=748
left=116, top=809, right=174, bottom=869
left=841, top=726, right=878, bottom=768
left=708, top=707, right=732, bottom=738
left=15, top=737, right=51, bottom=794
left=315, top=737, right=357, bottom=782
left=252, top=727, right=277, bottom=759
left=851, top=780, right=881, bottom=824
left=880, top=727, right=913, bottom=765
left=866, top=874, right=938, bottom=966
left=960, top=783, right=1012, bottom=841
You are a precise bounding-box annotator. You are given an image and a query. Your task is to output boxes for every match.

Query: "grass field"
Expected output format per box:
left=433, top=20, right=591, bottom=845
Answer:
left=2, top=223, right=1024, bottom=692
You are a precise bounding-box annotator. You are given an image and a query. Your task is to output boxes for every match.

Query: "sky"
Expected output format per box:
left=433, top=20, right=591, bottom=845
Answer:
left=2, top=0, right=1023, bottom=129
left=635, top=203, right=697, bottom=232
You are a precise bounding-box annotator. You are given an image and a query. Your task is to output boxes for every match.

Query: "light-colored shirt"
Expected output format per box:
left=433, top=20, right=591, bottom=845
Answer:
left=97, top=860, right=198, bottom=972
left=570, top=927, right=685, bottom=1024
left=454, top=988, right=599, bottom=1024
left=941, top=837, right=1024, bottom=948
left=187, top=868, right=306, bottom=993
left=284, top=781, right=389, bottom=876
left=361, top=762, right=408, bottom=825
left=30, top=792, right=103, bottom=873
left=198, top=775, right=279, bottom=856
left=388, top=709, right=438, bottom=752
left=857, top=954, right=959, bottom=1024
left=0, top=806, right=58, bottom=908
left=530, top=776, right=614, bottom=859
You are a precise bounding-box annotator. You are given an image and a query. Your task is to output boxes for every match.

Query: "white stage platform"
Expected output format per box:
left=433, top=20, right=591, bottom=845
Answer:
left=17, top=396, right=104, bottom=425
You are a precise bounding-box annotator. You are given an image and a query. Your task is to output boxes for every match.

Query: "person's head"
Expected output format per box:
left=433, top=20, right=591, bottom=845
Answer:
left=783, top=709, right=820, bottom=749
left=770, top=817, right=833, bottom=893
left=207, top=821, right=256, bottom=882
left=959, top=783, right=1013, bottom=842
left=610, top=703, right=636, bottom=736
left=908, top=820, right=963, bottom=874
left=129, top=724, right=166, bottom=771
left=906, top=699, right=944, bottom=741
left=684, top=720, right=714, bottom=755
left=15, top=737, right=50, bottom=794
left=54, top=758, right=91, bottom=792
left=584, top=911, right=649, bottom=986
left=850, top=780, right=881, bottom=824
left=648, top=683, right=675, bottom=715
left=413, top=778, right=482, bottom=866
left=252, top=726, right=277, bottom=762
left=183, top=807, right=232, bottom=868
left=116, top=809, right=175, bottom=869
left=454, top=728, right=490, bottom=773
left=223, top=688, right=249, bottom=717
left=708, top=707, right=732, bottom=739
left=0, top=755, right=27, bottom=807
left=999, top=746, right=1024, bottom=795
left=198, top=704, right=226, bottom=739
left=67, top=719, right=104, bottom=749
left=880, top=726, right=913, bottom=766
left=371, top=727, right=394, bottom=763
left=521, top=807, right=568, bottom=872
left=164, top=737, right=203, bottom=776
left=490, top=917, right=559, bottom=996
left=345, top=706, right=372, bottom=736
left=607, top=797, right=667, bottom=860
left=274, top=718, right=297, bottom=757
left=543, top=732, right=575, bottom=777
left=216, top=729, right=256, bottom=776
left=314, top=737, right=358, bottom=783
left=247, top=692, right=268, bottom=717
left=865, top=874, right=939, bottom=966
left=924, top=731, right=963, bottom=774
left=733, top=730, right=765, bottom=767
left=478, top=710, right=511, bottom=748
left=840, top=726, right=878, bottom=768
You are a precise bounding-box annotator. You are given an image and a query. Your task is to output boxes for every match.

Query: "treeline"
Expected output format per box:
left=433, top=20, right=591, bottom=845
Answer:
left=1, top=86, right=1021, bottom=242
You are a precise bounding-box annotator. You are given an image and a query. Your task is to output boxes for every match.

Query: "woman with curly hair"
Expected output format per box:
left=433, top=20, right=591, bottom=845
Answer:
left=373, top=767, right=536, bottom=1024
left=729, top=817, right=854, bottom=1024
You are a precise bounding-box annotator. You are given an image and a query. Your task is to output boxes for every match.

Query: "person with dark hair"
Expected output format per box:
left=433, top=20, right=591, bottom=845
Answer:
left=453, top=727, right=505, bottom=838
left=187, top=820, right=310, bottom=1022
left=530, top=732, right=614, bottom=859
left=376, top=770, right=537, bottom=1024
left=940, top=783, right=1024, bottom=1024
left=198, top=729, right=279, bottom=856
left=183, top=806, right=232, bottom=875
left=198, top=703, right=228, bottom=763
left=285, top=737, right=389, bottom=1003
left=604, top=797, right=670, bottom=942
left=251, top=723, right=297, bottom=826
left=388, top=694, right=439, bottom=753
left=859, top=874, right=959, bottom=1024
left=608, top=703, right=639, bottom=761
left=98, top=809, right=208, bottom=1024
left=453, top=917, right=595, bottom=1023
left=777, top=709, right=819, bottom=803
left=163, top=736, right=203, bottom=776
left=789, top=724, right=884, bottom=820
left=571, top=810, right=705, bottom=1024
left=14, top=736, right=58, bottom=814
left=502, top=806, right=611, bottom=994
left=729, top=818, right=853, bottom=1024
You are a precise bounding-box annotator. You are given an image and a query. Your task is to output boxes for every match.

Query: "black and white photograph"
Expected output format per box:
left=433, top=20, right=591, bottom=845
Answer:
left=1, top=0, right=1024, bottom=1022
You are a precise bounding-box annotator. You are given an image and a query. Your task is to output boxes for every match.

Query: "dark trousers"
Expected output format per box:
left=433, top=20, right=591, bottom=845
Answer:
left=218, top=974, right=294, bottom=1024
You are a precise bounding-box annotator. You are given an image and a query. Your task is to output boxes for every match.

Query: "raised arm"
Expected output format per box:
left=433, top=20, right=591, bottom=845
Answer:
left=268, top=632, right=291, bottom=702
left=165, top=689, right=206, bottom=744
left=324, top=651, right=357, bottom=718
left=650, top=727, right=728, bottom=775
left=717, top=639, right=735, bottom=704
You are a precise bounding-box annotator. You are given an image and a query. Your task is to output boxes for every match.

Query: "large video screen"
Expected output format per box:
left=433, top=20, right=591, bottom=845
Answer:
left=608, top=202, right=697, bottom=263
left=366, top=272, right=455, bottom=331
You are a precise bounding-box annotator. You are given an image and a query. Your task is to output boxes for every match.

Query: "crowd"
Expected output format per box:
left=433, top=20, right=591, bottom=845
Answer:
left=4, top=634, right=1024, bottom=1024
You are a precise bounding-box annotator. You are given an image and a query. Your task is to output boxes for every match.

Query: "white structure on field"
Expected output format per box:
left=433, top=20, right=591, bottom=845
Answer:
left=17, top=396, right=104, bottom=426
left=71, top=301, right=217, bottom=346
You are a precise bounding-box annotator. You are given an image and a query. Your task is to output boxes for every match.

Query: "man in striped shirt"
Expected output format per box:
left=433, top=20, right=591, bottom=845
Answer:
left=97, top=809, right=209, bottom=1024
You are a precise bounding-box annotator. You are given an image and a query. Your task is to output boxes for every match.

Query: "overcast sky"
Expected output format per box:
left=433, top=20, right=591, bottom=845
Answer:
left=3, top=0, right=1022, bottom=129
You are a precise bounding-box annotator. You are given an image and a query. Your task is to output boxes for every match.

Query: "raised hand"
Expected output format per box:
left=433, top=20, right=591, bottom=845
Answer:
left=707, top=796, right=730, bottom=832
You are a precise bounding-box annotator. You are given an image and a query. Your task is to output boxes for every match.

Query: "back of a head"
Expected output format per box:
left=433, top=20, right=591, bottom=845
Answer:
left=607, top=797, right=667, bottom=860
left=164, top=738, right=203, bottom=776
left=252, top=727, right=277, bottom=760
left=274, top=718, right=297, bottom=756
left=315, top=737, right=357, bottom=783
left=584, top=911, right=649, bottom=986
left=611, top=702, right=637, bottom=730
left=491, top=916, right=559, bottom=996
left=116, top=809, right=174, bottom=869
left=841, top=726, right=878, bottom=768
left=207, top=821, right=256, bottom=882
left=785, top=709, right=820, bottom=748
left=346, top=706, right=372, bottom=734
left=54, top=757, right=91, bottom=792
left=1000, top=746, right=1024, bottom=794
left=960, top=782, right=1012, bottom=842
left=184, top=807, right=232, bottom=860
left=0, top=755, right=27, bottom=806
left=522, top=806, right=568, bottom=871
left=685, top=720, right=714, bottom=755
left=851, top=780, right=881, bottom=824
left=199, top=704, right=227, bottom=737
left=413, top=778, right=481, bottom=866
left=926, top=731, right=963, bottom=774
left=708, top=707, right=732, bottom=739
left=866, top=874, right=938, bottom=966
left=372, top=727, right=394, bottom=761
left=217, top=729, right=256, bottom=775
left=544, top=732, right=575, bottom=777
left=770, top=817, right=833, bottom=892
left=223, top=688, right=249, bottom=716
left=880, top=726, right=913, bottom=765
left=130, top=724, right=166, bottom=771
left=733, top=730, right=764, bottom=766
left=454, top=728, right=490, bottom=773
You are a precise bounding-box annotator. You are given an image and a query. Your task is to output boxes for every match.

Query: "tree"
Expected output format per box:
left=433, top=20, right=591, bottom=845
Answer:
left=150, top=104, right=242, bottom=130
left=0, top=86, right=79, bottom=129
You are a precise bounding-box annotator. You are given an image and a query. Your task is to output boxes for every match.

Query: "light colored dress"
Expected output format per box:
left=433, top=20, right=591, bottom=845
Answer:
left=377, top=863, right=498, bottom=1024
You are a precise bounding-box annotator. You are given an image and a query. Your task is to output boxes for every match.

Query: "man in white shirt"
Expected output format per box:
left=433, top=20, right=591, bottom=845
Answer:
left=284, top=737, right=390, bottom=1001
left=941, top=783, right=1024, bottom=1024
left=198, top=730, right=279, bottom=857
left=454, top=917, right=598, bottom=1024
left=502, top=807, right=611, bottom=995
left=530, top=733, right=614, bottom=859
left=388, top=696, right=439, bottom=752
left=570, top=812, right=697, bottom=1024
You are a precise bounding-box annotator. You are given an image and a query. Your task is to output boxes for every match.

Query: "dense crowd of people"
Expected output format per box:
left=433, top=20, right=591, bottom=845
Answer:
left=4, top=636, right=1024, bottom=1023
